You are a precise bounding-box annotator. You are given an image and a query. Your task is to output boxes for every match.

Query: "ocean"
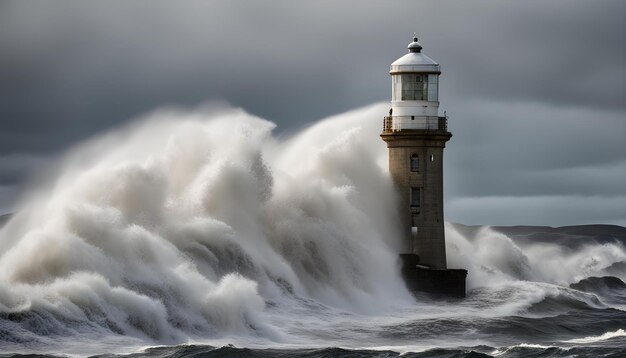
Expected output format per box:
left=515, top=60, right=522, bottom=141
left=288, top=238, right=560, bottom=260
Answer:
left=1, top=104, right=625, bottom=357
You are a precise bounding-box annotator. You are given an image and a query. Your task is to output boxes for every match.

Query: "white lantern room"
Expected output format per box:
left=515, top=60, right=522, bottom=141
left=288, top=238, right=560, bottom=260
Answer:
left=388, top=36, right=442, bottom=131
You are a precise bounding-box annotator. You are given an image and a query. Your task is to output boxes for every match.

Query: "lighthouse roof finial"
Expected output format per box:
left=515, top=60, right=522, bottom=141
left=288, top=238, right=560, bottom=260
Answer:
left=390, top=34, right=439, bottom=73
left=408, top=33, right=422, bottom=53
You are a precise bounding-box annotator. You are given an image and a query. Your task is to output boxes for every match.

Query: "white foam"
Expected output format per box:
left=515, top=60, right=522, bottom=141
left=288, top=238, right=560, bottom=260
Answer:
left=564, top=329, right=626, bottom=344
left=491, top=343, right=561, bottom=356
left=0, top=103, right=413, bottom=352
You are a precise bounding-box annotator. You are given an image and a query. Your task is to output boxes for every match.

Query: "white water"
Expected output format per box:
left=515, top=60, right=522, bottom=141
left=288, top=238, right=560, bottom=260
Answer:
left=0, top=104, right=412, bottom=349
left=446, top=225, right=626, bottom=288
left=564, top=328, right=626, bottom=344
left=0, top=103, right=625, bottom=355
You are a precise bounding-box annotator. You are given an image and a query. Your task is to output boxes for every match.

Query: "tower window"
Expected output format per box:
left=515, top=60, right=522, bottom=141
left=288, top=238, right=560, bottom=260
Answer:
left=410, top=154, right=419, bottom=171
left=410, top=187, right=420, bottom=207
left=430, top=154, right=434, bottom=162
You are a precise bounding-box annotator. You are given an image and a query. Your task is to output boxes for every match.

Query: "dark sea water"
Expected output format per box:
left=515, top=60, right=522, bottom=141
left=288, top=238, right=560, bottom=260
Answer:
left=1, top=107, right=625, bottom=357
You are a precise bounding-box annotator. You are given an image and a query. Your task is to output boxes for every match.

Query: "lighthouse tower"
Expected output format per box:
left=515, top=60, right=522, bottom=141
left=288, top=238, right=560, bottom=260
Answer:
left=382, top=36, right=465, bottom=297
left=381, top=36, right=451, bottom=269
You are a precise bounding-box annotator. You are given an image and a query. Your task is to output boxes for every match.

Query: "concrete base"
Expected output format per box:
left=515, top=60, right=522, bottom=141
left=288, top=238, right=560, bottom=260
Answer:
left=400, top=254, right=467, bottom=298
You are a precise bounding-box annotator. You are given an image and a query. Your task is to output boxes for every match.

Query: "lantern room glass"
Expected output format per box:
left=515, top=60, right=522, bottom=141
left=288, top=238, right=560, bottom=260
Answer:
left=392, top=74, right=438, bottom=101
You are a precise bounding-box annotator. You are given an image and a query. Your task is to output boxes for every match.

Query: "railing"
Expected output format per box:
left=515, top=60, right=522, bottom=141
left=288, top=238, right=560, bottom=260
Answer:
left=382, top=116, right=447, bottom=133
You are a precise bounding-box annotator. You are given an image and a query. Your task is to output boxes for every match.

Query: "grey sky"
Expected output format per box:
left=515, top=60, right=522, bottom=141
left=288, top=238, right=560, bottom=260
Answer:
left=0, top=0, right=625, bottom=225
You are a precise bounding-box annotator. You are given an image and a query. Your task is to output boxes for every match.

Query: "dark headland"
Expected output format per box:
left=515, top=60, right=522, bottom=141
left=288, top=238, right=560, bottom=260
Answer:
left=451, top=223, right=626, bottom=248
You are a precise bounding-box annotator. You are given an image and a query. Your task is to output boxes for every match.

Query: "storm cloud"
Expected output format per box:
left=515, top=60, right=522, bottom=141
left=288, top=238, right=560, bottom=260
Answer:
left=0, top=0, right=624, bottom=225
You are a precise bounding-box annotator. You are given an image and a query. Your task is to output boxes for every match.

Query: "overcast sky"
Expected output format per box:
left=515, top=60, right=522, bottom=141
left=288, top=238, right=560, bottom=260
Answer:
left=1, top=0, right=625, bottom=226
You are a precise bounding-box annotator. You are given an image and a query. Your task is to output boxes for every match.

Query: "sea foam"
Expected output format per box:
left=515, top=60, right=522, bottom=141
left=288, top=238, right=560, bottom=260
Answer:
left=0, top=103, right=411, bottom=346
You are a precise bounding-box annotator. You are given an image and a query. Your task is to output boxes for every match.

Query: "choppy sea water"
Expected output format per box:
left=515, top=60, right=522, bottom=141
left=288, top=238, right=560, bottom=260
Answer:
left=3, top=280, right=626, bottom=358
left=1, top=104, right=625, bottom=357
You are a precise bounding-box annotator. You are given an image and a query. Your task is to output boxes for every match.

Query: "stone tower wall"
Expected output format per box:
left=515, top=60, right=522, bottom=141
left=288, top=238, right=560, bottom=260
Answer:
left=381, top=132, right=451, bottom=269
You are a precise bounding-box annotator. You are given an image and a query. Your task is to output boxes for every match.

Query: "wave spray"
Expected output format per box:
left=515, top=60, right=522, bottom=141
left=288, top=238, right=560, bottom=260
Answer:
left=0, top=103, right=413, bottom=350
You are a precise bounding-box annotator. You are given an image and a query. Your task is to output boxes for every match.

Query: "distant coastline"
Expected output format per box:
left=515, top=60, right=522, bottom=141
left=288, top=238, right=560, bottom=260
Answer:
left=451, top=222, right=626, bottom=246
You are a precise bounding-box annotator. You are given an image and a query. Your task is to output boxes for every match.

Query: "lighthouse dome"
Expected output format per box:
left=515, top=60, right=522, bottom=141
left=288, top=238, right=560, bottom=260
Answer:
left=390, top=37, right=440, bottom=74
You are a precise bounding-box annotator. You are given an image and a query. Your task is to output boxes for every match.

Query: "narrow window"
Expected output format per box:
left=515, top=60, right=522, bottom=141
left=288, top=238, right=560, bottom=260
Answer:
left=410, top=154, right=419, bottom=171
left=430, top=154, right=434, bottom=162
left=427, top=74, right=439, bottom=101
left=410, top=187, right=420, bottom=207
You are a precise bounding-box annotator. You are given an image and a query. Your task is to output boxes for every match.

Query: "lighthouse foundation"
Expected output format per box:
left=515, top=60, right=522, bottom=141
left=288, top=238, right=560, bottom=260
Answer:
left=400, top=254, right=467, bottom=298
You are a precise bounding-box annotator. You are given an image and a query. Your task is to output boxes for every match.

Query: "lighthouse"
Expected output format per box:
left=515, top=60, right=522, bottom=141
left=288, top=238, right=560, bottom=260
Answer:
left=381, top=36, right=466, bottom=297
